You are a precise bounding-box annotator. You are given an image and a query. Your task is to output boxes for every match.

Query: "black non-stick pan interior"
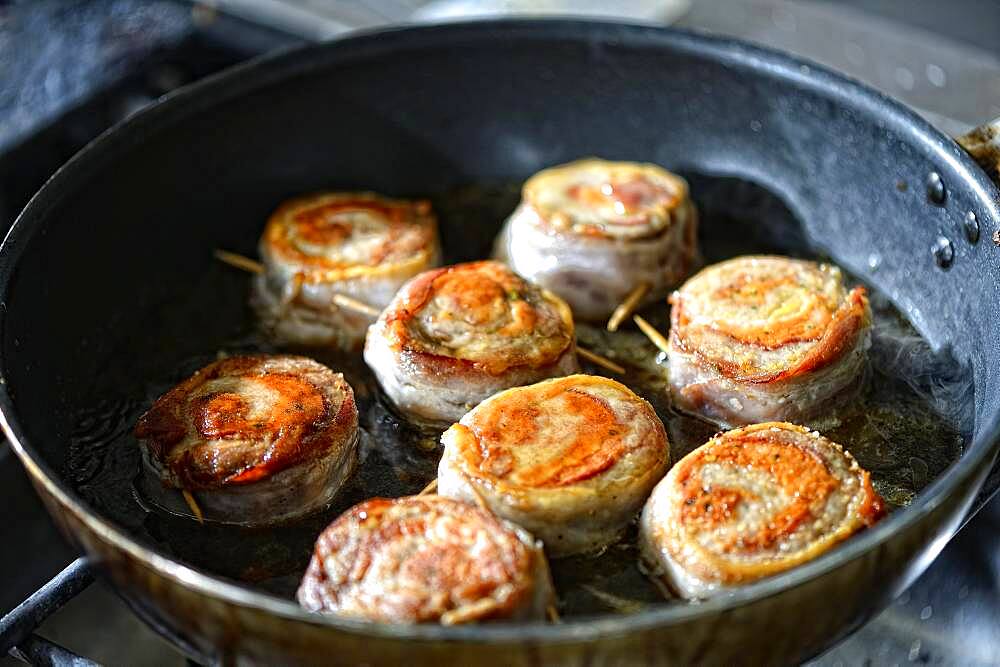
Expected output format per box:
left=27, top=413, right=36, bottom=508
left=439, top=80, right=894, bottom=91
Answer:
left=2, top=20, right=999, bottom=619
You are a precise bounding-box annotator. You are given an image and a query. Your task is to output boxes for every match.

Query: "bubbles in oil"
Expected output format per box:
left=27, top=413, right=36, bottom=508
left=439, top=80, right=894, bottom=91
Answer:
left=63, top=177, right=971, bottom=617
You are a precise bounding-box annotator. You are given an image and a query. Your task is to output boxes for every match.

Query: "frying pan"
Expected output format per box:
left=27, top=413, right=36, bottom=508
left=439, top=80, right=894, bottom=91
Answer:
left=2, top=19, right=1000, bottom=666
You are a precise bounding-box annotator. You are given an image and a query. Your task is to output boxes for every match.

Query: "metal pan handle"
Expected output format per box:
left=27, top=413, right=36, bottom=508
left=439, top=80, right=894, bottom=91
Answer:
left=957, top=118, right=1000, bottom=511
left=957, top=118, right=1000, bottom=187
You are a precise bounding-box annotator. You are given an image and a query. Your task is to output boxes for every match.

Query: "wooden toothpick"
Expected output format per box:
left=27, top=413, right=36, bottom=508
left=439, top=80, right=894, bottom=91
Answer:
left=607, top=282, right=650, bottom=332
left=577, top=346, right=626, bottom=375
left=214, top=249, right=264, bottom=274
left=182, top=489, right=205, bottom=524
left=214, top=249, right=381, bottom=318
left=633, top=314, right=670, bottom=355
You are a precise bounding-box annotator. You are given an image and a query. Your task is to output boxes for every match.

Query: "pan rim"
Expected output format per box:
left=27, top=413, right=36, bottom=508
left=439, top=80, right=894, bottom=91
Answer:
left=1, top=17, right=998, bottom=644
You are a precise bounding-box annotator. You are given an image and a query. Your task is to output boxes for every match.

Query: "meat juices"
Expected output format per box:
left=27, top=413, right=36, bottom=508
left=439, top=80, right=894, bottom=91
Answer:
left=494, top=158, right=699, bottom=321
left=667, top=256, right=872, bottom=427
left=255, top=192, right=440, bottom=349
left=639, top=422, right=885, bottom=599
left=297, top=495, right=555, bottom=624
left=134, top=355, right=358, bottom=526
left=364, top=260, right=579, bottom=425
left=438, top=374, right=670, bottom=557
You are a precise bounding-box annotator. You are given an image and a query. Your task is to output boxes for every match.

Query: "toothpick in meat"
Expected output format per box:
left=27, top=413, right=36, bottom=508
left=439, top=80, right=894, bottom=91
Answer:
left=213, top=249, right=381, bottom=318
left=606, top=281, right=650, bottom=332
left=577, top=346, right=626, bottom=375
left=633, top=314, right=671, bottom=355
left=214, top=249, right=264, bottom=274
left=182, top=489, right=205, bottom=524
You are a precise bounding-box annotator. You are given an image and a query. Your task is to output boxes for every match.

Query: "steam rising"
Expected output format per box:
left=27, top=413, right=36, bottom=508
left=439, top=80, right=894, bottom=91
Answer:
left=868, top=290, right=974, bottom=438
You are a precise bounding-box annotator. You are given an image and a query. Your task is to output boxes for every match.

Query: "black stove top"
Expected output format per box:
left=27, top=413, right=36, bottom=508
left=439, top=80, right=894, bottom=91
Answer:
left=1, top=1, right=999, bottom=665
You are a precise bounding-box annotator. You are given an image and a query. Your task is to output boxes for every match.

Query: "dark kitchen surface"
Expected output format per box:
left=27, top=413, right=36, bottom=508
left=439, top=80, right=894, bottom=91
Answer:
left=0, top=0, right=188, bottom=154
left=0, top=0, right=301, bottom=226
left=1, top=1, right=999, bottom=665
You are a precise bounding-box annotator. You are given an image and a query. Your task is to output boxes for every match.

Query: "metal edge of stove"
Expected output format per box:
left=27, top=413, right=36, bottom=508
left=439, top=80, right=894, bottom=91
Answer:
left=185, top=0, right=375, bottom=40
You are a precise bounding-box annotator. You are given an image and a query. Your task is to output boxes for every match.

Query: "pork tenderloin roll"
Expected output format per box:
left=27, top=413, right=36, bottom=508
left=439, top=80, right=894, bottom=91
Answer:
left=134, top=355, right=358, bottom=525
left=255, top=192, right=440, bottom=349
left=639, top=422, right=885, bottom=599
left=297, top=495, right=555, bottom=624
left=364, top=260, right=579, bottom=425
left=494, top=158, right=699, bottom=321
left=667, top=255, right=872, bottom=426
left=438, top=374, right=670, bottom=557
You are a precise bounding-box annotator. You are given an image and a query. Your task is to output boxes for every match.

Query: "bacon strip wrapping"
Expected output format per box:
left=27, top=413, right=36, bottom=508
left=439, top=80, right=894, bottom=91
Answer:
left=364, top=261, right=579, bottom=425
left=134, top=355, right=358, bottom=526
left=438, top=374, right=670, bottom=557
left=494, top=158, right=700, bottom=321
left=667, top=255, right=872, bottom=426
left=254, top=192, right=440, bottom=349
left=297, top=495, right=555, bottom=624
left=639, top=422, right=885, bottom=599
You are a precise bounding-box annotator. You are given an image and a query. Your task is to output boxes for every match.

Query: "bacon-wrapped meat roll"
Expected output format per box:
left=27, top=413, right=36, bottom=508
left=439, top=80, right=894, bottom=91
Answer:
left=667, top=256, right=872, bottom=426
left=297, top=495, right=555, bottom=624
left=640, top=422, right=885, bottom=599
left=438, top=374, right=670, bottom=557
left=255, top=192, right=440, bottom=349
left=364, top=260, right=579, bottom=425
left=494, top=158, right=699, bottom=321
left=134, top=355, right=358, bottom=525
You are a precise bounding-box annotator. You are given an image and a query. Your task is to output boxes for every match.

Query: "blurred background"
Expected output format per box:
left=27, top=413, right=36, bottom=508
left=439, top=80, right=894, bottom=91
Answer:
left=1, top=1, right=999, bottom=664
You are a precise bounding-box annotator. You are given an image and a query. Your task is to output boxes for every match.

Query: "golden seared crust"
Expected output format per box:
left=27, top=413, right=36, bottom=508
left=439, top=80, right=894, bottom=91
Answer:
left=522, top=158, right=690, bottom=240
left=439, top=374, right=669, bottom=556
left=670, top=256, right=871, bottom=382
left=296, top=495, right=552, bottom=623
left=134, top=355, right=357, bottom=490
left=381, top=261, right=575, bottom=376
left=448, top=375, right=667, bottom=489
left=496, top=158, right=699, bottom=321
left=261, top=191, right=438, bottom=282
left=641, top=422, right=884, bottom=597
left=254, top=192, right=441, bottom=349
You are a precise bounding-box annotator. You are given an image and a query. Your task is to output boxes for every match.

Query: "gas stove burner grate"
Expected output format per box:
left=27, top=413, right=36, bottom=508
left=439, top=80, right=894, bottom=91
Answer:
left=1, top=559, right=95, bottom=666
left=1, top=558, right=215, bottom=666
